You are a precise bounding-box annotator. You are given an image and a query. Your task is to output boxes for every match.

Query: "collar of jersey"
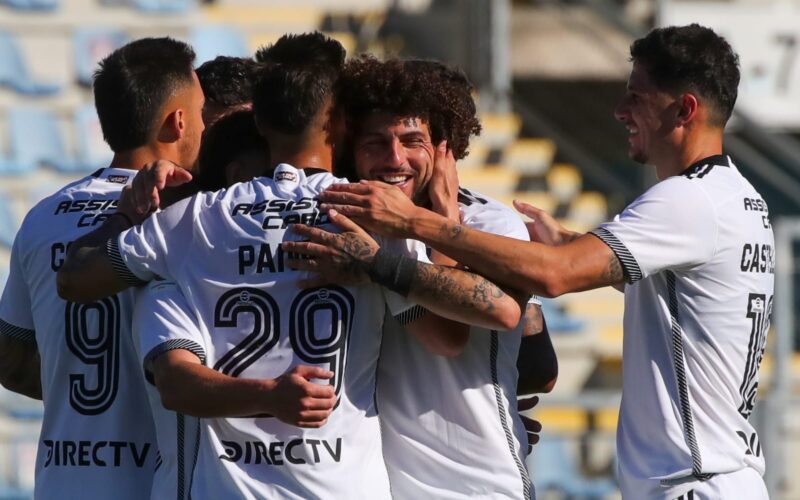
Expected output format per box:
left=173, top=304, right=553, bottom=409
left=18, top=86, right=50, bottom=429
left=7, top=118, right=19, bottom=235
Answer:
left=681, top=154, right=730, bottom=176
left=272, top=163, right=329, bottom=180
left=92, top=166, right=138, bottom=179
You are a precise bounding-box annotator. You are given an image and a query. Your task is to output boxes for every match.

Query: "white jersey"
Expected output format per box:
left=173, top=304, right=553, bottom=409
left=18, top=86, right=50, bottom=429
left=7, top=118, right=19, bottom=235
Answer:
left=0, top=168, right=157, bottom=500
left=378, top=188, right=532, bottom=499
left=590, top=156, right=774, bottom=499
left=132, top=280, right=203, bottom=500
left=110, top=164, right=418, bottom=499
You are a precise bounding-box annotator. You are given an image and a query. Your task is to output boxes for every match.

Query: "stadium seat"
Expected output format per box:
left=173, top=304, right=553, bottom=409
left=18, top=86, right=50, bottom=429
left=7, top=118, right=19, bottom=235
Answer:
left=8, top=107, right=81, bottom=173
left=547, top=163, right=582, bottom=204
left=480, top=113, right=521, bottom=149
left=1, top=0, right=57, bottom=11
left=190, top=25, right=248, bottom=66
left=529, top=435, right=617, bottom=498
left=74, top=104, right=113, bottom=171
left=0, top=32, right=60, bottom=95
left=73, top=28, right=128, bottom=87
left=568, top=191, right=607, bottom=229
left=0, top=199, right=18, bottom=248
left=541, top=299, right=585, bottom=334
left=458, top=165, right=520, bottom=198
left=504, top=138, right=556, bottom=176
left=130, top=0, right=195, bottom=14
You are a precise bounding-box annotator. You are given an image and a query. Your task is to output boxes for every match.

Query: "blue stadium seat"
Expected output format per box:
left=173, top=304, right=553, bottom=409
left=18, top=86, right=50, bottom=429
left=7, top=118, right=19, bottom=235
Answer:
left=8, top=107, right=83, bottom=173
left=74, top=104, right=113, bottom=171
left=0, top=198, right=18, bottom=248
left=541, top=299, right=585, bottom=334
left=131, top=0, right=195, bottom=14
left=73, top=28, right=128, bottom=86
left=190, top=26, right=248, bottom=65
left=0, top=32, right=60, bottom=95
left=529, top=435, right=617, bottom=499
left=1, top=0, right=57, bottom=11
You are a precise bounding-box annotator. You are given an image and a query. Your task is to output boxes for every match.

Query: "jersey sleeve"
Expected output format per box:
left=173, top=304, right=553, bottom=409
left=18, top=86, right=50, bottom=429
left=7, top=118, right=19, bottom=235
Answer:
left=590, top=177, right=718, bottom=282
left=109, top=196, right=197, bottom=284
left=0, top=230, right=36, bottom=344
left=133, top=280, right=207, bottom=384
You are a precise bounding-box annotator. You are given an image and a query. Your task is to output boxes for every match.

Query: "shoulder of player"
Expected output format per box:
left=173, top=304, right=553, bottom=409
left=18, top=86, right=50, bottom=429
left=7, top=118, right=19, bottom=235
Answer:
left=457, top=188, right=526, bottom=232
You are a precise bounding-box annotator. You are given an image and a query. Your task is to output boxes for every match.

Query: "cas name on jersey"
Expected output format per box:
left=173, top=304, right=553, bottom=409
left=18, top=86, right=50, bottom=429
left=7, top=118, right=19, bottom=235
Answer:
left=740, top=242, right=774, bottom=274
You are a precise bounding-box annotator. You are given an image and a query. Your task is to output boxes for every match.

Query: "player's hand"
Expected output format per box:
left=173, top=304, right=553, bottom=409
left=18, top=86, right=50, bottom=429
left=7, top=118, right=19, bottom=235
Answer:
left=268, top=365, right=337, bottom=428
left=284, top=209, right=380, bottom=278
left=127, top=160, right=193, bottom=219
left=428, top=141, right=461, bottom=222
left=518, top=395, right=542, bottom=453
left=319, top=182, right=417, bottom=238
left=513, top=200, right=577, bottom=246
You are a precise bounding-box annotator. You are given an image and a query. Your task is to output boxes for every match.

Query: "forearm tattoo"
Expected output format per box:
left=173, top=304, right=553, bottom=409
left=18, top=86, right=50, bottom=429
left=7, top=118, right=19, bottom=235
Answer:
left=603, top=253, right=625, bottom=283
left=412, top=262, right=506, bottom=313
left=439, top=221, right=464, bottom=241
left=522, top=304, right=544, bottom=336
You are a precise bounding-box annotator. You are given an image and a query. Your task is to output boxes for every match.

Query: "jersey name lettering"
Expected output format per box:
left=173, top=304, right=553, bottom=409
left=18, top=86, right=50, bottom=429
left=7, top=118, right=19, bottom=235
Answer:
left=42, top=440, right=151, bottom=468
left=219, top=438, right=342, bottom=465
left=739, top=243, right=775, bottom=274
left=238, top=243, right=312, bottom=275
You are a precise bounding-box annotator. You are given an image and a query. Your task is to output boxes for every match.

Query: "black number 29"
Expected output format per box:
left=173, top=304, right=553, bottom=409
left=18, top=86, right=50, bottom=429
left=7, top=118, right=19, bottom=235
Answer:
left=213, top=286, right=354, bottom=401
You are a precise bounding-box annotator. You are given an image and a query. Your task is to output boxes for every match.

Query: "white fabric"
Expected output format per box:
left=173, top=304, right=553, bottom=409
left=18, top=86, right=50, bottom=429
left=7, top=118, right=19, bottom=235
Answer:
left=378, top=188, right=532, bottom=499
left=113, top=164, right=420, bottom=499
left=132, top=280, right=204, bottom=500
left=592, top=157, right=774, bottom=499
left=0, top=168, right=157, bottom=500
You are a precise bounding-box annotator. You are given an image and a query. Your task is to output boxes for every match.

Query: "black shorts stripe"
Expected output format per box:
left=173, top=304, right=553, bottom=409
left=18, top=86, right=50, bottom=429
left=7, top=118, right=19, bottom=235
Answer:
left=106, top=238, right=148, bottom=286
left=590, top=228, right=643, bottom=282
left=490, top=331, right=532, bottom=500
left=0, top=319, right=36, bottom=344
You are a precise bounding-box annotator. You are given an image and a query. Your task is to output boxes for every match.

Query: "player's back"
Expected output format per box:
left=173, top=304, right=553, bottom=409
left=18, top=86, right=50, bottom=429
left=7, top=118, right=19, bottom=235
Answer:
left=114, top=164, right=407, bottom=499
left=0, top=168, right=157, bottom=499
left=377, top=188, right=531, bottom=500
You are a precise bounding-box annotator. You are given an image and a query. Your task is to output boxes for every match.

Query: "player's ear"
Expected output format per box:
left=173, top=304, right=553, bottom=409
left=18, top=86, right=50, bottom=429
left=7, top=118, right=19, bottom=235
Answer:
left=158, top=109, right=185, bottom=143
left=677, top=93, right=698, bottom=127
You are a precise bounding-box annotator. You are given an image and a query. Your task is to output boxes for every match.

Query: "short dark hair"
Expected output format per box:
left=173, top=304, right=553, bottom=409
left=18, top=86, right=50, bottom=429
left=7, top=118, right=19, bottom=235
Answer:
left=251, top=32, right=345, bottom=135
left=196, top=56, right=256, bottom=107
left=197, top=110, right=268, bottom=190
left=630, top=24, right=740, bottom=127
left=338, top=56, right=481, bottom=160
left=93, top=37, right=196, bottom=152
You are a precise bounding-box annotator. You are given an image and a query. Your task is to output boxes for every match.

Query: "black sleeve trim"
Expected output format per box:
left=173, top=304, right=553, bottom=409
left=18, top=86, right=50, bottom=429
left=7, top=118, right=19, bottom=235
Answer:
left=0, top=318, right=36, bottom=344
left=143, top=339, right=206, bottom=385
left=589, top=227, right=643, bottom=283
left=106, top=238, right=148, bottom=286
left=394, top=305, right=428, bottom=326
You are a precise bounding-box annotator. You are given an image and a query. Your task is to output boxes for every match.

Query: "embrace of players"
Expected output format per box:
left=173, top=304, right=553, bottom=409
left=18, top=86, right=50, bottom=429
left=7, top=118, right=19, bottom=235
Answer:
left=0, top=23, right=774, bottom=500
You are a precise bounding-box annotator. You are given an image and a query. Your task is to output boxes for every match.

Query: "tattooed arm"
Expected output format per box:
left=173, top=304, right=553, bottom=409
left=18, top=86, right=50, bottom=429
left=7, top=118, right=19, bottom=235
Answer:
left=285, top=211, right=525, bottom=332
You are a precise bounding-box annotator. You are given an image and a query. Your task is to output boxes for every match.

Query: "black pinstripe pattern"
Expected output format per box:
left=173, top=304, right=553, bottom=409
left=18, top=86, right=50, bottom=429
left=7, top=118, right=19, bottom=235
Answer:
left=144, top=339, right=207, bottom=385
left=490, top=331, right=531, bottom=500
left=177, top=413, right=185, bottom=500
left=106, top=238, right=147, bottom=286
left=590, top=228, right=643, bottom=282
left=188, top=415, right=201, bottom=500
left=394, top=305, right=427, bottom=326
left=666, top=271, right=704, bottom=478
left=0, top=319, right=36, bottom=344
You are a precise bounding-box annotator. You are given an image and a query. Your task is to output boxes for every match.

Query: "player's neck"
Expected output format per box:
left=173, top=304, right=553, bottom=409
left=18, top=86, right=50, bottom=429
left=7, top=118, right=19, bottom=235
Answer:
left=108, top=146, right=182, bottom=172
left=657, top=129, right=724, bottom=179
left=268, top=137, right=333, bottom=173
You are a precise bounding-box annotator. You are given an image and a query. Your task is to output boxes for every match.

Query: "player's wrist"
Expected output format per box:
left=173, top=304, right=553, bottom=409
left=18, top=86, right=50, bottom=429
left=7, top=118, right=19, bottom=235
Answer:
left=365, top=248, right=418, bottom=297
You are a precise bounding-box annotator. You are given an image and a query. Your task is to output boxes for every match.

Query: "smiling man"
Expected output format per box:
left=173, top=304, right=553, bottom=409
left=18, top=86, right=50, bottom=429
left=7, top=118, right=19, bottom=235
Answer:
left=316, top=26, right=773, bottom=499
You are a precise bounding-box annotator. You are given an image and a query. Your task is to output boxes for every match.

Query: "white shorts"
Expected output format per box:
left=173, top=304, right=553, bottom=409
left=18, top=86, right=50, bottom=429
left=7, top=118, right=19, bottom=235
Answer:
left=673, top=468, right=767, bottom=500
